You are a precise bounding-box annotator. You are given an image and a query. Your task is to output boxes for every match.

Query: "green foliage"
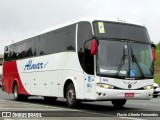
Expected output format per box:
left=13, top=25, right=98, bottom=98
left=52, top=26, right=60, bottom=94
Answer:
left=154, top=74, right=160, bottom=84
left=154, top=43, right=160, bottom=84
left=154, top=50, right=160, bottom=66
left=156, top=42, right=160, bottom=50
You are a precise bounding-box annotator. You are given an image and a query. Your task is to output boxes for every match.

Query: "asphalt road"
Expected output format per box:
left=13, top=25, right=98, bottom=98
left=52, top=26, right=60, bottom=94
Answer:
left=0, top=87, right=160, bottom=120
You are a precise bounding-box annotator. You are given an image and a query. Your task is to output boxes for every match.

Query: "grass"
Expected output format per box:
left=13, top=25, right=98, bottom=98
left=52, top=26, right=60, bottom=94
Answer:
left=154, top=74, right=160, bottom=85
left=154, top=45, right=160, bottom=84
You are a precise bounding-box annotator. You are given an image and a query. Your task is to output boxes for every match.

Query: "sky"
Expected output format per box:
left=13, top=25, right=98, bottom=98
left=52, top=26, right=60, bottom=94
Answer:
left=0, top=0, right=160, bottom=53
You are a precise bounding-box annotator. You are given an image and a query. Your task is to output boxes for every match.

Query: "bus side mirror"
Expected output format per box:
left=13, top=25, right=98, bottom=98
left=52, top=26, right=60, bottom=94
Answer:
left=152, top=48, right=156, bottom=62
left=151, top=44, right=156, bottom=62
left=90, top=39, right=98, bottom=55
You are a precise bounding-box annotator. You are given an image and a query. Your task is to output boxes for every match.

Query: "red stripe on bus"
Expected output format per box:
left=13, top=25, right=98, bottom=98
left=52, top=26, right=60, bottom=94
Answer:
left=2, top=61, right=29, bottom=95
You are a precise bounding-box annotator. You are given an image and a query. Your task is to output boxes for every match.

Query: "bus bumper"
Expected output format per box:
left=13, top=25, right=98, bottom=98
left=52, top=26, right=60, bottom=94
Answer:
left=94, top=88, right=153, bottom=100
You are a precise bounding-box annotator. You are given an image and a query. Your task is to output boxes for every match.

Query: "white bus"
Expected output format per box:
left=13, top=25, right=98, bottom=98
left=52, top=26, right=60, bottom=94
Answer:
left=2, top=18, right=155, bottom=108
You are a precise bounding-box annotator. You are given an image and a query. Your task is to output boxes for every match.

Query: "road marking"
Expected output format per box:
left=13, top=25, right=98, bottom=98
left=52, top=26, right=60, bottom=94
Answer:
left=0, top=99, right=146, bottom=119
left=0, top=99, right=78, bottom=111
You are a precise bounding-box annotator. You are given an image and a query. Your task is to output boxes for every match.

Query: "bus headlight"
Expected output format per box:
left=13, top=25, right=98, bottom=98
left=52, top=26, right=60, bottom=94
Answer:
left=97, top=83, right=114, bottom=89
left=143, top=85, right=153, bottom=90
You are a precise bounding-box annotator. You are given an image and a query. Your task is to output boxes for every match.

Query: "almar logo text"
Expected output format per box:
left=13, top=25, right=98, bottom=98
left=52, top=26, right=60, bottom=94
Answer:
left=24, top=60, right=46, bottom=70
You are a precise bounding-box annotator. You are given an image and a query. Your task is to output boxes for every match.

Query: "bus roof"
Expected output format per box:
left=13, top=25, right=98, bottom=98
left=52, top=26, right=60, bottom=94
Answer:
left=7, top=17, right=144, bottom=45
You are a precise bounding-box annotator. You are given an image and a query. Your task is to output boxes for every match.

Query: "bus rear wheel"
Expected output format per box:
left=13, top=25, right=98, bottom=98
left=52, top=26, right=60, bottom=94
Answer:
left=13, top=83, right=28, bottom=101
left=66, top=83, right=81, bottom=108
left=111, top=99, right=126, bottom=108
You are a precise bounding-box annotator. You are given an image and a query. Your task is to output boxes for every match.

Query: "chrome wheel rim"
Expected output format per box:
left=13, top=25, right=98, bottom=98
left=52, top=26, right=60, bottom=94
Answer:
left=67, top=89, right=75, bottom=104
left=14, top=86, right=18, bottom=98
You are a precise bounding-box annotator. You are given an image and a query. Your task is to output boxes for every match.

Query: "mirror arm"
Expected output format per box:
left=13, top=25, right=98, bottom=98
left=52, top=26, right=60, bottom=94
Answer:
left=83, top=37, right=98, bottom=72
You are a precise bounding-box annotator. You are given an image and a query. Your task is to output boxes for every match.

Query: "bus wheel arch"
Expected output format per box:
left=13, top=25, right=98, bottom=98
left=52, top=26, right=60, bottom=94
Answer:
left=64, top=79, right=81, bottom=108
left=63, top=79, right=74, bottom=98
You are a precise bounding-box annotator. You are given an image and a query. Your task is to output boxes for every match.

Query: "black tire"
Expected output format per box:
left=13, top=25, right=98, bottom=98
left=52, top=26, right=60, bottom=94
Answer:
left=66, top=83, right=81, bottom=108
left=111, top=99, right=126, bottom=108
left=44, top=97, right=57, bottom=103
left=153, top=95, right=158, bottom=98
left=13, top=83, right=28, bottom=101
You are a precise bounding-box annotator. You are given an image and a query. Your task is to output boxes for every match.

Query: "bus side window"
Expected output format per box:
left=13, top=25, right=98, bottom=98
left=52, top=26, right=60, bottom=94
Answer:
left=77, top=22, right=93, bottom=75
left=84, top=41, right=94, bottom=74
left=10, top=45, right=17, bottom=60
left=4, top=46, right=9, bottom=61
left=26, top=48, right=33, bottom=57
left=35, top=35, right=47, bottom=56
left=39, top=35, right=47, bottom=56
left=26, top=38, right=36, bottom=57
left=65, top=24, right=76, bottom=51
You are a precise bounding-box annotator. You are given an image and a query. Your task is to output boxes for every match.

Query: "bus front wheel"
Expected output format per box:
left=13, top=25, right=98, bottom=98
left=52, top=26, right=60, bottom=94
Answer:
left=111, top=99, right=126, bottom=108
left=66, top=83, right=81, bottom=108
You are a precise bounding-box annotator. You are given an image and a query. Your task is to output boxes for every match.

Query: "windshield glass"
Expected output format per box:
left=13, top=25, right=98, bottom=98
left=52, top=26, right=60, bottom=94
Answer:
left=97, top=39, right=154, bottom=79
left=97, top=40, right=129, bottom=77
left=129, top=42, right=153, bottom=78
left=93, top=21, right=150, bottom=43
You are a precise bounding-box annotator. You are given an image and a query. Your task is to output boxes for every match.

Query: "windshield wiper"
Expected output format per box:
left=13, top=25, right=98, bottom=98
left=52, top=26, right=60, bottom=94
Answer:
left=116, top=46, right=127, bottom=76
left=130, top=46, right=145, bottom=78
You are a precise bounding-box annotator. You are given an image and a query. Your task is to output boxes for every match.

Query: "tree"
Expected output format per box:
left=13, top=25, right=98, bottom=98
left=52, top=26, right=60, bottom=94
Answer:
left=156, top=41, right=160, bottom=50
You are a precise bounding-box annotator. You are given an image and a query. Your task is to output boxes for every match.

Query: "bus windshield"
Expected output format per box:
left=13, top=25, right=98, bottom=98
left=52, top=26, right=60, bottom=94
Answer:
left=96, top=39, right=154, bottom=79
left=129, top=42, right=153, bottom=78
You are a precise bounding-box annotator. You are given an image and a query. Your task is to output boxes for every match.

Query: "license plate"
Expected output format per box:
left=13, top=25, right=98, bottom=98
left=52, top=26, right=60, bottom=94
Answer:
left=125, top=93, right=134, bottom=97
